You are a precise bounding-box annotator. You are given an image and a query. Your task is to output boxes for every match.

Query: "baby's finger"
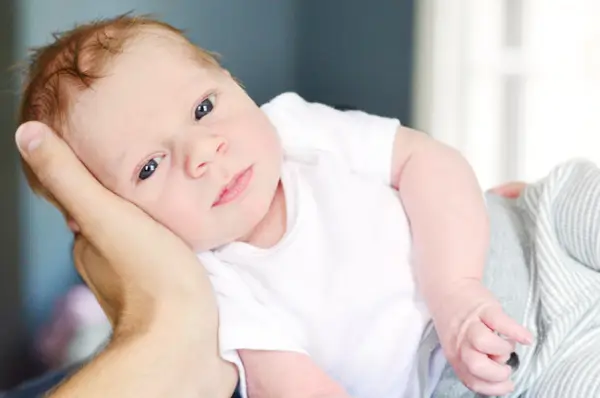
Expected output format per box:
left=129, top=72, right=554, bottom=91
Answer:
left=461, top=345, right=512, bottom=383
left=462, top=374, right=515, bottom=397
left=489, top=353, right=511, bottom=365
left=468, top=321, right=513, bottom=356
left=489, top=339, right=516, bottom=365
left=481, top=306, right=533, bottom=345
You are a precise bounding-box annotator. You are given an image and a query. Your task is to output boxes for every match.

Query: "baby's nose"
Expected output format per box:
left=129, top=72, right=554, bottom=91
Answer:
left=185, top=135, right=228, bottom=178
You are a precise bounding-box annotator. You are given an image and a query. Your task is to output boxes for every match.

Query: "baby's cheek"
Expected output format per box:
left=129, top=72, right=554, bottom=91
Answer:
left=149, top=194, right=204, bottom=243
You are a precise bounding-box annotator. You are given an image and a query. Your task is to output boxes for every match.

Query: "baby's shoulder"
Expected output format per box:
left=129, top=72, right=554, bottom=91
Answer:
left=261, top=92, right=324, bottom=135
left=261, top=91, right=307, bottom=110
left=261, top=92, right=329, bottom=158
left=260, top=91, right=359, bottom=133
left=261, top=92, right=359, bottom=157
left=260, top=92, right=311, bottom=125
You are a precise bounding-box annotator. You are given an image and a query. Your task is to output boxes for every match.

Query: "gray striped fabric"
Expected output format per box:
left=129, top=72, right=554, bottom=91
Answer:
left=428, top=159, right=600, bottom=398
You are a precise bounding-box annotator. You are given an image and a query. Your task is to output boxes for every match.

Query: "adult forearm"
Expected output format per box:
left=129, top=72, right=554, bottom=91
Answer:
left=48, top=306, right=237, bottom=398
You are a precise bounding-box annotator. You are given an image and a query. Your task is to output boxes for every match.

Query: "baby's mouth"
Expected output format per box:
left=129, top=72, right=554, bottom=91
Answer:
left=212, top=166, right=253, bottom=207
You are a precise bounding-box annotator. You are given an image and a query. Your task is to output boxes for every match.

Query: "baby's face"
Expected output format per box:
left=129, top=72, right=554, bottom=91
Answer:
left=66, top=34, right=283, bottom=251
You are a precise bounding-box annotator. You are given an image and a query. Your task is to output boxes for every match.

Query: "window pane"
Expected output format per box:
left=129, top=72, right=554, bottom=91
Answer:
left=521, top=0, right=600, bottom=181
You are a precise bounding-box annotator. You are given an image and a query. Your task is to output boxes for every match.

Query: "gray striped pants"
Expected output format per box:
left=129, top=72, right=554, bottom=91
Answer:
left=427, top=159, right=600, bottom=398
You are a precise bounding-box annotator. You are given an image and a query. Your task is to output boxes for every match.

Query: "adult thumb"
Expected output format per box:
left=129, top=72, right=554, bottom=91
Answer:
left=15, top=121, right=113, bottom=232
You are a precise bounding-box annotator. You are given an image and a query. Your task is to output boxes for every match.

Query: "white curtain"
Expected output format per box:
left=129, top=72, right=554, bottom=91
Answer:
left=412, top=0, right=600, bottom=189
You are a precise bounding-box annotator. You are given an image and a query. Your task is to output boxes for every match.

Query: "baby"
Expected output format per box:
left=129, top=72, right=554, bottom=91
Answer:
left=18, top=15, right=600, bottom=398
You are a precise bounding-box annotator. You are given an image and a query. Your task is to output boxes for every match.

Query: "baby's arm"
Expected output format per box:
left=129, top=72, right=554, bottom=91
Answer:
left=390, top=126, right=488, bottom=316
left=391, top=126, right=532, bottom=394
left=239, top=350, right=350, bottom=398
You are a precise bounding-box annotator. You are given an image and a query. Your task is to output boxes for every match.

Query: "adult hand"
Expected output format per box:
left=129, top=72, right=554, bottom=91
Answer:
left=488, top=181, right=527, bottom=199
left=15, top=121, right=237, bottom=398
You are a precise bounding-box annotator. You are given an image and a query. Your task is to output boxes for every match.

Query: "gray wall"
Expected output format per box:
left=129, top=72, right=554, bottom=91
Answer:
left=297, top=0, right=415, bottom=122
left=2, top=0, right=415, bottom=389
left=0, top=0, right=24, bottom=387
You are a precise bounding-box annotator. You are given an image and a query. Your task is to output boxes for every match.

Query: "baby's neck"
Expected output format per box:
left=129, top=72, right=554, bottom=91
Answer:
left=245, top=180, right=287, bottom=249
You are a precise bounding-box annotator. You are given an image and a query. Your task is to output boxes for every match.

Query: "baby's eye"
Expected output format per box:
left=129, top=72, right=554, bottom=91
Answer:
left=194, top=94, right=215, bottom=121
left=138, top=157, right=162, bottom=181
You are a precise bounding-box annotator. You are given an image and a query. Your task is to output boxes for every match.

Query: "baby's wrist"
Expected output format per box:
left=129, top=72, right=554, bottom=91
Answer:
left=425, top=278, right=486, bottom=317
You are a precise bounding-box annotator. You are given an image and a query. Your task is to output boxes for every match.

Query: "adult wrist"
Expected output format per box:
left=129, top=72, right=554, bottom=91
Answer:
left=133, top=297, right=236, bottom=398
left=115, top=289, right=217, bottom=342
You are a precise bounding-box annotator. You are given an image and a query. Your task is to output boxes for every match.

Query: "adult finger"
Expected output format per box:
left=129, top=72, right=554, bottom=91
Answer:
left=15, top=121, right=173, bottom=260
left=15, top=121, right=136, bottom=236
left=488, top=181, right=527, bottom=198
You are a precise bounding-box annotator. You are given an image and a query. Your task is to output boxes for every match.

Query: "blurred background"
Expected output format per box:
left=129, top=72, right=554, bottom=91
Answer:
left=0, top=0, right=598, bottom=391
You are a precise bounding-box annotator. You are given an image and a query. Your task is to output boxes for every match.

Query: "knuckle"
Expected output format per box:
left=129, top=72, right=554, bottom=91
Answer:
left=447, top=351, right=460, bottom=364
left=471, top=332, right=487, bottom=350
left=73, top=239, right=89, bottom=271
left=36, top=157, right=61, bottom=190
left=72, top=235, right=86, bottom=253
left=74, top=237, right=103, bottom=268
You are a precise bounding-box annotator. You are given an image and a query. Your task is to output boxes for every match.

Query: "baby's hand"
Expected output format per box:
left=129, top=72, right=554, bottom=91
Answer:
left=432, top=280, right=533, bottom=396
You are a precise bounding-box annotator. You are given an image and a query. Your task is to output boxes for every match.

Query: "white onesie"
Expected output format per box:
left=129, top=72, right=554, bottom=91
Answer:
left=198, top=92, right=445, bottom=398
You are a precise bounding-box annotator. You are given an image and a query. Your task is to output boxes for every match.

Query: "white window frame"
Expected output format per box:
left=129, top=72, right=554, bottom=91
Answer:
left=412, top=0, right=600, bottom=189
left=412, top=0, right=530, bottom=189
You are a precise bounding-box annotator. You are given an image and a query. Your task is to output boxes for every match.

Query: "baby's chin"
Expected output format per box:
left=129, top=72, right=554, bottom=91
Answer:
left=184, top=225, right=252, bottom=252
left=187, top=215, right=269, bottom=253
left=185, top=178, right=283, bottom=252
left=188, top=236, right=241, bottom=253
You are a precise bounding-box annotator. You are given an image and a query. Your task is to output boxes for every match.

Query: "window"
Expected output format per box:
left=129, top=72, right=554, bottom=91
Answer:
left=413, top=0, right=600, bottom=189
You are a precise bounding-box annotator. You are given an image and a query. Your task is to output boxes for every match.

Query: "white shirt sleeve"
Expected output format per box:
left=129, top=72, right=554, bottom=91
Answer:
left=199, top=252, right=308, bottom=398
left=261, top=92, right=401, bottom=185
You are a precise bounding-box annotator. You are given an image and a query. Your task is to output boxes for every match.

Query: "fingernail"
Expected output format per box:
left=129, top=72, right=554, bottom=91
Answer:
left=15, top=123, right=45, bottom=154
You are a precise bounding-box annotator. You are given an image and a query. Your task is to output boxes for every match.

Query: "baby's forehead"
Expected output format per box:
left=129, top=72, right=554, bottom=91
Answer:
left=68, top=32, right=221, bottom=140
left=68, top=44, right=215, bottom=148
left=84, top=42, right=208, bottom=102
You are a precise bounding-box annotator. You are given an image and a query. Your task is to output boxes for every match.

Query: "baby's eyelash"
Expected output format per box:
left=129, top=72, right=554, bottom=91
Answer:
left=194, top=93, right=217, bottom=121
left=138, top=156, right=163, bottom=181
